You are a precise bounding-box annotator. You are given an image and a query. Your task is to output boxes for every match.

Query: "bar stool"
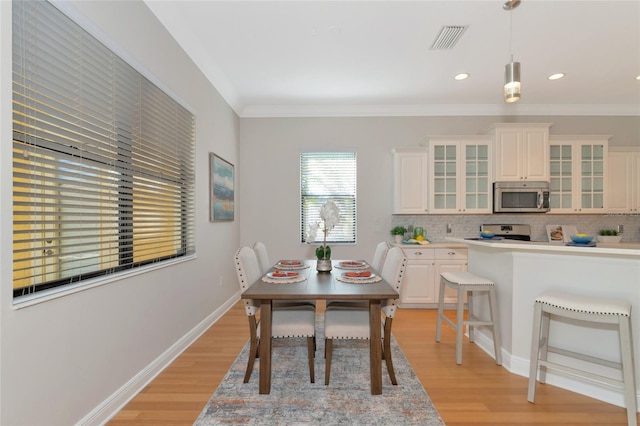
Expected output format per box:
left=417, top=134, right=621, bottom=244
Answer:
left=528, top=291, right=637, bottom=426
left=436, top=271, right=502, bottom=365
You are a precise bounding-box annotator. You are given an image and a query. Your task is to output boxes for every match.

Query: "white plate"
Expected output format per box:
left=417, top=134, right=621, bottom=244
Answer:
left=267, top=271, right=299, bottom=279
left=339, top=261, right=366, bottom=268
left=342, top=272, right=375, bottom=280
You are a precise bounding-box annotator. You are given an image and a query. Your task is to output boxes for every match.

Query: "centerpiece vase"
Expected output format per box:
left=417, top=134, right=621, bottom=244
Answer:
left=316, top=259, right=332, bottom=273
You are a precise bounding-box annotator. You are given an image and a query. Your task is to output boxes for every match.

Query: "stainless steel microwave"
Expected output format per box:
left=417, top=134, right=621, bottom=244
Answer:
left=493, top=181, right=550, bottom=213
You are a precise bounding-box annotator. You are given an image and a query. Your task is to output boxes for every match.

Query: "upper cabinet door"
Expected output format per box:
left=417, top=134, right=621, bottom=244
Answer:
left=490, top=124, right=551, bottom=182
left=607, top=149, right=640, bottom=214
left=549, top=136, right=609, bottom=214
left=392, top=148, right=429, bottom=214
left=427, top=136, right=492, bottom=214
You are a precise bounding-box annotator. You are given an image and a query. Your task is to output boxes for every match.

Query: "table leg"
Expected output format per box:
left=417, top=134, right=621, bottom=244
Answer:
left=259, top=299, right=272, bottom=394
left=369, top=299, right=382, bottom=395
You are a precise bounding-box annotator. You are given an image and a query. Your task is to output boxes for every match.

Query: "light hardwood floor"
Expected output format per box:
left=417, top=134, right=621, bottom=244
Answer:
left=109, top=301, right=637, bottom=425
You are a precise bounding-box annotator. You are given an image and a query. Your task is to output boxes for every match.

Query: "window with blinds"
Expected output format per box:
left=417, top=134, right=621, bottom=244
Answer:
left=12, top=1, right=196, bottom=301
left=300, top=152, right=357, bottom=244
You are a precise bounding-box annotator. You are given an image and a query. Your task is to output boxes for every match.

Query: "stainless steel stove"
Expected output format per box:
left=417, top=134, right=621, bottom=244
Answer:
left=480, top=224, right=532, bottom=241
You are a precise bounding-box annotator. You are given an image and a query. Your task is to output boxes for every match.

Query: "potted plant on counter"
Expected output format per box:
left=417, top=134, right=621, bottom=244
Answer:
left=391, top=226, right=408, bottom=244
left=597, top=229, right=623, bottom=243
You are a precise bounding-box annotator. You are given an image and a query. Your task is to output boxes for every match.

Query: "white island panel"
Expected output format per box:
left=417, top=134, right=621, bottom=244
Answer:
left=448, top=238, right=640, bottom=410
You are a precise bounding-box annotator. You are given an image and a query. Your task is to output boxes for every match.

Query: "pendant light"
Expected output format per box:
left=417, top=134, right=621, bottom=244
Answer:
left=503, top=0, right=521, bottom=103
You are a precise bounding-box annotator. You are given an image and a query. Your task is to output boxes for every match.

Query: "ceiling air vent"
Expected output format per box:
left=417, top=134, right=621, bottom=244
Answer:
left=430, top=25, right=468, bottom=50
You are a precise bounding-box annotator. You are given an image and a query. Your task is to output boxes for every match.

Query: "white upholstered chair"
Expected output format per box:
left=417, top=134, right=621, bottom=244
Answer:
left=252, top=241, right=272, bottom=274
left=323, top=246, right=407, bottom=385
left=234, top=247, right=317, bottom=383
left=371, top=241, right=390, bottom=271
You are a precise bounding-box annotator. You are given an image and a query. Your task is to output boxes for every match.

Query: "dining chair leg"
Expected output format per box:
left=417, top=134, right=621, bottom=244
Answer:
left=307, top=336, right=315, bottom=383
left=244, top=316, right=259, bottom=383
left=325, top=338, right=333, bottom=385
left=383, top=318, right=397, bottom=385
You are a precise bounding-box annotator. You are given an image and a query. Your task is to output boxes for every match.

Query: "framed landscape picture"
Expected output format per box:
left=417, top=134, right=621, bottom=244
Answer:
left=210, top=153, right=234, bottom=221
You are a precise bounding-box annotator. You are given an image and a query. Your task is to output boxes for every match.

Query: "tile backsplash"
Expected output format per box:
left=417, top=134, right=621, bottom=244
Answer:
left=392, top=213, right=640, bottom=243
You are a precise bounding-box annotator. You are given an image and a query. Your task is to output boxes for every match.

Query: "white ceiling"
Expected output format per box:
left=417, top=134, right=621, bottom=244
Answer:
left=145, top=0, right=640, bottom=117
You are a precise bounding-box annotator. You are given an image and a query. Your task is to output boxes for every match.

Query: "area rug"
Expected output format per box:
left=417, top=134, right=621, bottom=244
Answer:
left=194, top=314, right=444, bottom=425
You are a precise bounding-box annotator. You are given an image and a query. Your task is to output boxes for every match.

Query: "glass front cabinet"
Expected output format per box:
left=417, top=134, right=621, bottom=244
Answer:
left=427, top=136, right=492, bottom=214
left=549, top=136, right=610, bottom=213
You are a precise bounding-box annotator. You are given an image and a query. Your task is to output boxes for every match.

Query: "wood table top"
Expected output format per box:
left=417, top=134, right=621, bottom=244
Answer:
left=241, top=259, right=398, bottom=301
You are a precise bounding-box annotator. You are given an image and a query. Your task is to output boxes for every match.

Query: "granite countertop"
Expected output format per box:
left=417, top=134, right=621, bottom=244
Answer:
left=445, top=237, right=640, bottom=257
left=390, top=242, right=468, bottom=249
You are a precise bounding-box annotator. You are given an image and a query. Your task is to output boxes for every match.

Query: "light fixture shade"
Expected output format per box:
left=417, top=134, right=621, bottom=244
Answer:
left=504, top=61, right=521, bottom=103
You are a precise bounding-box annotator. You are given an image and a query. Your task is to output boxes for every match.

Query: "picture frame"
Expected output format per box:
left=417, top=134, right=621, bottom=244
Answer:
left=546, top=225, right=564, bottom=242
left=546, top=225, right=576, bottom=243
left=210, top=153, right=234, bottom=221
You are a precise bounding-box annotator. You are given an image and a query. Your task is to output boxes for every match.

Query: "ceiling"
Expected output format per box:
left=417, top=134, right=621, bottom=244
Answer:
left=145, top=1, right=640, bottom=117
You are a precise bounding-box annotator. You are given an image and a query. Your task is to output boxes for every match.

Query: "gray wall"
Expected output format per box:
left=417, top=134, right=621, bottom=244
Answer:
left=238, top=115, right=640, bottom=264
left=0, top=2, right=241, bottom=424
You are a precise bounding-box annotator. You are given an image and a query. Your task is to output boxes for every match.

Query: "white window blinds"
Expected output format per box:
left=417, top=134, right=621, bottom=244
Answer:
left=12, top=1, right=196, bottom=300
left=300, top=152, right=357, bottom=244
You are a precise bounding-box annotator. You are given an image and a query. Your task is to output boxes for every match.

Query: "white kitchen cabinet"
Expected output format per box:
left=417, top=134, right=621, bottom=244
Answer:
left=487, top=123, right=551, bottom=182
left=549, top=136, right=609, bottom=214
left=392, top=148, right=429, bottom=214
left=399, top=246, right=467, bottom=308
left=607, top=148, right=640, bottom=214
left=427, top=136, right=492, bottom=214
left=400, top=247, right=436, bottom=306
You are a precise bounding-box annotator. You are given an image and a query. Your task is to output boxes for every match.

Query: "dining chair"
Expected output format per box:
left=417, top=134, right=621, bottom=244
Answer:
left=371, top=241, right=390, bottom=271
left=234, top=246, right=317, bottom=383
left=323, top=246, right=407, bottom=385
left=252, top=241, right=272, bottom=274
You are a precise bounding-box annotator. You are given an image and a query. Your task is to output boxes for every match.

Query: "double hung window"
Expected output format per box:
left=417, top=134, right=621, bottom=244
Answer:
left=12, top=1, right=196, bottom=301
left=300, top=152, right=357, bottom=244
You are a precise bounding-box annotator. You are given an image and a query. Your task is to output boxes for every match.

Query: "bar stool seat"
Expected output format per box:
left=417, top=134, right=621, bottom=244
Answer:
left=528, top=291, right=637, bottom=426
left=435, top=271, right=502, bottom=365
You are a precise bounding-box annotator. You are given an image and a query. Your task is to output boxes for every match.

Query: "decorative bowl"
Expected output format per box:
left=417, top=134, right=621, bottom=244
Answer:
left=570, top=234, right=593, bottom=244
left=480, top=231, right=495, bottom=239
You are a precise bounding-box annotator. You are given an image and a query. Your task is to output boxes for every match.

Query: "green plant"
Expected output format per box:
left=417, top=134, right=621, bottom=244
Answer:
left=598, top=229, right=619, bottom=236
left=390, top=226, right=408, bottom=236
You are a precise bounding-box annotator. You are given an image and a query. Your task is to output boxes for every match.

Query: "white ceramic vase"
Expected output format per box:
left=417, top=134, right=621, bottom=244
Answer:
left=597, top=235, right=622, bottom=243
left=316, top=259, right=332, bottom=272
left=394, top=235, right=403, bottom=244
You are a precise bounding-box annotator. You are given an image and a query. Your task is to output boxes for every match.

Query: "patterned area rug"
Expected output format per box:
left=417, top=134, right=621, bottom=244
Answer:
left=194, top=314, right=444, bottom=425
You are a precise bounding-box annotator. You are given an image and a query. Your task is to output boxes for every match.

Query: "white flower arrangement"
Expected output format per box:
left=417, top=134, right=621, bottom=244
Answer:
left=307, top=200, right=340, bottom=260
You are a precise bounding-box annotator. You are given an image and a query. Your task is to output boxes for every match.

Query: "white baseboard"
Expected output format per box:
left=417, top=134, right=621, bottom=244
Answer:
left=76, top=293, right=240, bottom=426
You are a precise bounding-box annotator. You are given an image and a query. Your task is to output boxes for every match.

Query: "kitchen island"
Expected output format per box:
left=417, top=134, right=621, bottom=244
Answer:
left=446, top=237, right=640, bottom=409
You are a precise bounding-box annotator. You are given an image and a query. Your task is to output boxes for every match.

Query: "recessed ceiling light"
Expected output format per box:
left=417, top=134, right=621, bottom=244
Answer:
left=454, top=73, right=469, bottom=81
left=548, top=73, right=565, bottom=80
left=636, top=75, right=640, bottom=80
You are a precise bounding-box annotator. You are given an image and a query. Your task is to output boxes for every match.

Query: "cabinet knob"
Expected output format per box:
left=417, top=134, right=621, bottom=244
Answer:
left=415, top=252, right=422, bottom=256
left=448, top=251, right=456, bottom=255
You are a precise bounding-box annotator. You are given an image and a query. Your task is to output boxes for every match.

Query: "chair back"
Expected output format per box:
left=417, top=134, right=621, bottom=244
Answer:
left=380, top=247, right=407, bottom=319
left=253, top=241, right=271, bottom=274
left=234, top=247, right=262, bottom=316
left=371, top=242, right=389, bottom=271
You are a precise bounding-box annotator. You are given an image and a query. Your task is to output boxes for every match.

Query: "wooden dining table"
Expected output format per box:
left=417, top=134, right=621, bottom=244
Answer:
left=240, top=259, right=399, bottom=395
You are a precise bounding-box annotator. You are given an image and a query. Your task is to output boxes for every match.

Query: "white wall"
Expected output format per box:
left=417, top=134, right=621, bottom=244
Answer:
left=0, top=2, right=241, bottom=425
left=239, top=115, right=640, bottom=259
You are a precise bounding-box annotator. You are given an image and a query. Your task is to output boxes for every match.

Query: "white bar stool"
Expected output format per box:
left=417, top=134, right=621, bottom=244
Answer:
left=436, top=271, right=502, bottom=365
left=528, top=291, right=637, bottom=426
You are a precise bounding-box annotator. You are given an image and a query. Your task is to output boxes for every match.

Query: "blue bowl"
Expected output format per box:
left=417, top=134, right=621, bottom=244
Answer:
left=570, top=235, right=593, bottom=244
left=480, top=231, right=495, bottom=239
